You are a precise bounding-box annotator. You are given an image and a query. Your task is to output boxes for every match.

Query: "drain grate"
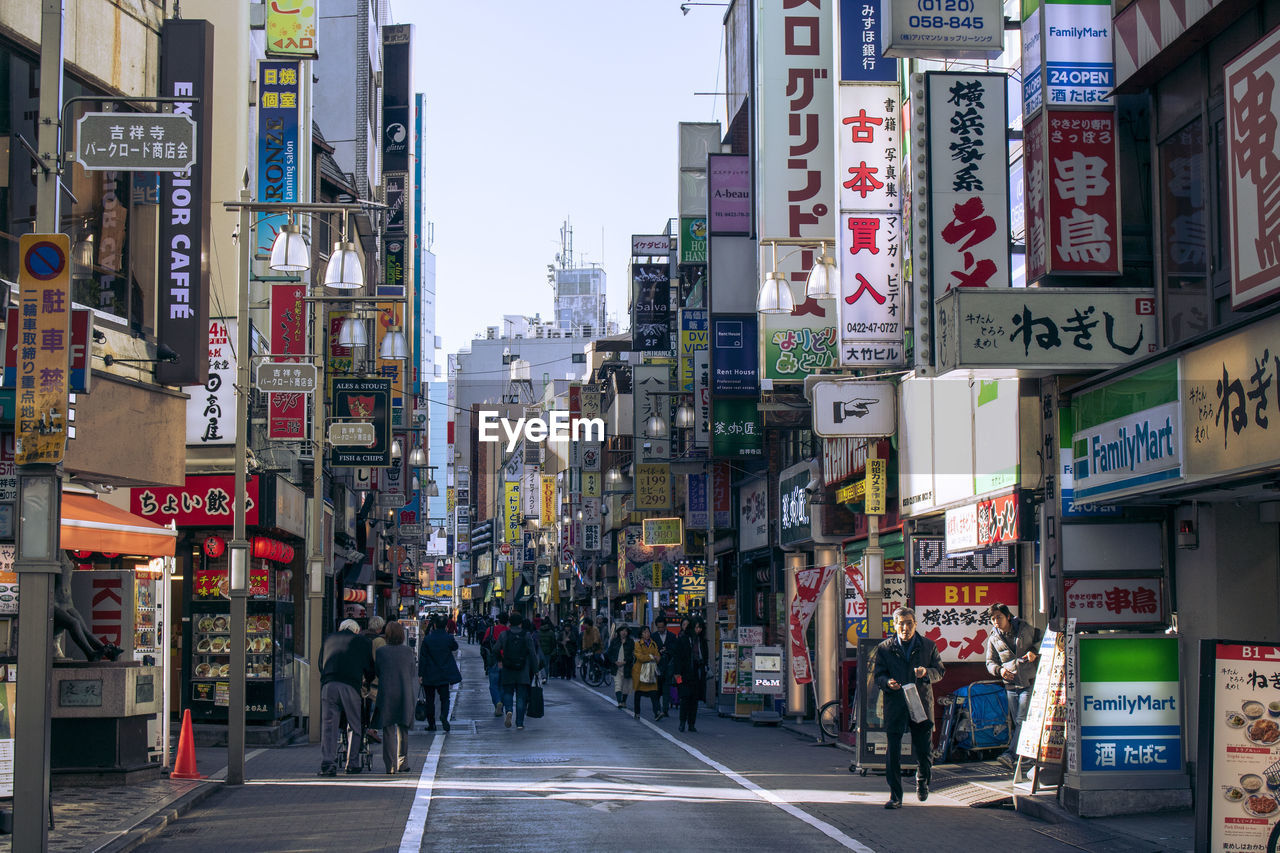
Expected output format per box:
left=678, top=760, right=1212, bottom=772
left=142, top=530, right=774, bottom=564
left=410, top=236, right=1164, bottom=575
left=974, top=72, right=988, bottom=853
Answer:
left=507, top=755, right=577, bottom=765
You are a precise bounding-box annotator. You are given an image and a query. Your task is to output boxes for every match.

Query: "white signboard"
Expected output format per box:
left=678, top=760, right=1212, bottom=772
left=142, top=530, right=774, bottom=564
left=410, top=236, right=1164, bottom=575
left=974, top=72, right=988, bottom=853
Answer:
left=885, top=0, right=1003, bottom=59
left=185, top=319, right=237, bottom=447
left=630, top=234, right=672, bottom=256
left=944, top=504, right=979, bottom=552
left=811, top=380, right=896, bottom=437
left=926, top=73, right=1010, bottom=295
left=738, top=478, right=770, bottom=552
left=1041, top=0, right=1114, bottom=107
left=1071, top=401, right=1182, bottom=503
left=838, top=82, right=905, bottom=368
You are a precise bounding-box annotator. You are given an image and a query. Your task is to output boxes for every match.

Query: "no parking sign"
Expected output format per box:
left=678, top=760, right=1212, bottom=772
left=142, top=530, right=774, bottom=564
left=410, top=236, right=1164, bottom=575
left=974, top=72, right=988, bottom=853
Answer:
left=16, top=234, right=71, bottom=465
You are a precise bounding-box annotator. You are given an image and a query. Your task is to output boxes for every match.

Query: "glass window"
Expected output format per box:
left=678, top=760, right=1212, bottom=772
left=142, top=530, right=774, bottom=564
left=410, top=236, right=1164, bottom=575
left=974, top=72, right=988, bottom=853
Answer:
left=1159, top=119, right=1209, bottom=345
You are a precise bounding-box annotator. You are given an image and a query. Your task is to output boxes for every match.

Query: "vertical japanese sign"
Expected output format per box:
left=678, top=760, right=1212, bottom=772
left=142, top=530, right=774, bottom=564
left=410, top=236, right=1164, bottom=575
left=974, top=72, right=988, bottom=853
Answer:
left=1025, top=110, right=1121, bottom=279
left=839, top=0, right=896, bottom=83
left=634, top=363, right=671, bottom=460
left=679, top=309, right=708, bottom=392
left=632, top=264, right=672, bottom=352
left=838, top=82, right=904, bottom=367
left=633, top=463, right=672, bottom=511
left=1201, top=641, right=1280, bottom=852
left=926, top=72, right=1010, bottom=297
left=185, top=319, right=237, bottom=446
left=1226, top=29, right=1280, bottom=308
left=757, top=0, right=838, bottom=381
left=268, top=284, right=306, bottom=440
left=1016, top=628, right=1067, bottom=762
left=255, top=60, right=301, bottom=264
left=540, top=475, right=556, bottom=527
left=687, top=472, right=709, bottom=530
left=504, top=482, right=521, bottom=547
left=708, top=154, right=751, bottom=235
left=789, top=565, right=838, bottom=684
left=15, top=234, right=71, bottom=464
left=157, top=19, right=213, bottom=386
left=265, top=0, right=318, bottom=58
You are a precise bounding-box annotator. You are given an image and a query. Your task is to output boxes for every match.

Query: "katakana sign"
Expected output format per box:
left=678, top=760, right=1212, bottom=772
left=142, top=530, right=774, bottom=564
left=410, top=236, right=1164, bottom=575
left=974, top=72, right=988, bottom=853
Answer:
left=328, top=422, right=376, bottom=447
left=75, top=113, right=196, bottom=172
left=257, top=362, right=317, bottom=393
left=915, top=580, right=1017, bottom=663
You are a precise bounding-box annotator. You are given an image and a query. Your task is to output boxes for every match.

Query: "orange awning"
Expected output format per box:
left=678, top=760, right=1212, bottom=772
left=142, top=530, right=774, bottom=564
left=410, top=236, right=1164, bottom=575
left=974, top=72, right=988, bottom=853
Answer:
left=61, top=493, right=177, bottom=558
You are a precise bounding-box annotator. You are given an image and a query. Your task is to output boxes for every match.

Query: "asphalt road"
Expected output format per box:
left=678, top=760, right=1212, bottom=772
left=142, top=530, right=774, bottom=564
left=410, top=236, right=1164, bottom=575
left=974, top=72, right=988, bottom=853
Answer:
left=139, top=640, right=1081, bottom=852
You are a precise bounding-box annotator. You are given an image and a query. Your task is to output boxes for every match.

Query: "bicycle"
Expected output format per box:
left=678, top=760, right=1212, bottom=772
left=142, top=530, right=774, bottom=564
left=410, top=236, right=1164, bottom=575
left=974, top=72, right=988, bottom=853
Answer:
left=580, top=651, right=607, bottom=687
left=818, top=699, right=857, bottom=741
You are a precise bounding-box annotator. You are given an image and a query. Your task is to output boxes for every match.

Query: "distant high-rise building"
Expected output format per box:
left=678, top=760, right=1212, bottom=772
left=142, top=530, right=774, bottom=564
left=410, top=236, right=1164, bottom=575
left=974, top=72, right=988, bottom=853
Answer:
left=547, top=220, right=606, bottom=336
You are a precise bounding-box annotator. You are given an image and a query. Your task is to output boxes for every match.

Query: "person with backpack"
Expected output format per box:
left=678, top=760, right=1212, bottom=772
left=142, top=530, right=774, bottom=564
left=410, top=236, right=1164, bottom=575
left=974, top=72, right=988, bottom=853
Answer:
left=498, top=614, right=543, bottom=730
left=481, top=613, right=509, bottom=717
left=418, top=615, right=462, bottom=732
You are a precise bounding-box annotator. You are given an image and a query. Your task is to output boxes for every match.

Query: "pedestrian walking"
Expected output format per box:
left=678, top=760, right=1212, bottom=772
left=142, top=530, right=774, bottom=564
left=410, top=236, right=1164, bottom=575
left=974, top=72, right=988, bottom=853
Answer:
left=481, top=613, right=510, bottom=716
left=360, top=616, right=386, bottom=744
left=499, top=614, right=544, bottom=730
left=606, top=625, right=635, bottom=709
left=375, top=620, right=417, bottom=774
left=984, top=602, right=1040, bottom=773
left=873, top=607, right=945, bottom=809
left=651, top=615, right=675, bottom=719
left=418, top=614, right=462, bottom=732
left=553, top=623, right=577, bottom=679
left=318, top=619, right=374, bottom=776
left=672, top=617, right=708, bottom=732
left=631, top=626, right=662, bottom=720
left=537, top=618, right=556, bottom=679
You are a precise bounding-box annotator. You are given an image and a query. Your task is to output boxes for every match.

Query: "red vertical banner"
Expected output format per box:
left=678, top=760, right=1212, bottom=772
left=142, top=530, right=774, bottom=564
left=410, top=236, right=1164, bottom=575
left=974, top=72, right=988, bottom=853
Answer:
left=268, top=283, right=306, bottom=439
left=1044, top=111, right=1121, bottom=275
left=1024, top=111, right=1047, bottom=283
left=788, top=564, right=838, bottom=685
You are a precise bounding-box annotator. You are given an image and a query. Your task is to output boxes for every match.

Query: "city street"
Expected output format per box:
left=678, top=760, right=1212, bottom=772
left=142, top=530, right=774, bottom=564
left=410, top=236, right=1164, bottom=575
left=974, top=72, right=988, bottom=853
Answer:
left=134, top=644, right=1099, bottom=853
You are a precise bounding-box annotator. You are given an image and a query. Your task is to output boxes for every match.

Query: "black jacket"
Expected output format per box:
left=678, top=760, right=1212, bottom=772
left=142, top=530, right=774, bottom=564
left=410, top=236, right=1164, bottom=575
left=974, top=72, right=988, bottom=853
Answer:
left=417, top=629, right=461, bottom=686
left=672, top=629, right=708, bottom=696
left=498, top=626, right=543, bottom=687
left=652, top=629, right=676, bottom=677
left=605, top=636, right=635, bottom=673
left=320, top=631, right=374, bottom=692
left=872, top=633, right=945, bottom=732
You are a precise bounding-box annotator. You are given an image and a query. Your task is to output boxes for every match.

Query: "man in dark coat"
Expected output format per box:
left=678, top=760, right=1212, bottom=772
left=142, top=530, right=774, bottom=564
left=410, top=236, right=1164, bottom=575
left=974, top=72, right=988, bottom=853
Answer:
left=672, top=618, right=708, bottom=732
left=418, top=615, right=462, bottom=732
left=873, top=607, right=945, bottom=808
left=319, top=619, right=374, bottom=775
left=498, top=614, right=544, bottom=729
left=651, top=615, right=675, bottom=720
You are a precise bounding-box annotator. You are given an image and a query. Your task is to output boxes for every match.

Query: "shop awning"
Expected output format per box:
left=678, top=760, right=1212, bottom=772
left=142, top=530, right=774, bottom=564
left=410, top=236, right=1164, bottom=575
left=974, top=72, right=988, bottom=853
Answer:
left=61, top=493, right=177, bottom=557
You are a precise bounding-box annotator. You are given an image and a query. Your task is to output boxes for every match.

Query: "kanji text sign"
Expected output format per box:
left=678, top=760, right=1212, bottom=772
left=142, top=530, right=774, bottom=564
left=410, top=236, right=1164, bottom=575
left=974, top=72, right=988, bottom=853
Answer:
left=16, top=234, right=71, bottom=465
left=328, top=422, right=376, bottom=447
left=75, top=113, right=196, bottom=171
left=257, top=362, right=317, bottom=393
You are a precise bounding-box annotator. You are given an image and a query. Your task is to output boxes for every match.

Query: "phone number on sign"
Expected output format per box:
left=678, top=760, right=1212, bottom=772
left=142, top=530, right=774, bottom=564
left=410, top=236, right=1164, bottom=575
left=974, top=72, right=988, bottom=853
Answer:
left=908, top=15, right=985, bottom=29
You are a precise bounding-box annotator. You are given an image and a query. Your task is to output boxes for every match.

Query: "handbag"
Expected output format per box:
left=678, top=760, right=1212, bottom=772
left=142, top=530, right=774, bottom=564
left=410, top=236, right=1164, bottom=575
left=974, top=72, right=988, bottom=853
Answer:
left=527, top=681, right=545, bottom=719
left=903, top=682, right=928, bottom=724
left=639, top=660, right=657, bottom=683
left=414, top=684, right=428, bottom=722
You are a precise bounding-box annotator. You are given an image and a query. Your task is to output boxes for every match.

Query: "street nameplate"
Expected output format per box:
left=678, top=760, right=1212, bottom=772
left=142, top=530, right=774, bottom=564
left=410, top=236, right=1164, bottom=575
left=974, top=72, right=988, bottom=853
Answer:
left=256, top=362, right=317, bottom=393
left=328, top=421, right=376, bottom=446
left=75, top=112, right=197, bottom=172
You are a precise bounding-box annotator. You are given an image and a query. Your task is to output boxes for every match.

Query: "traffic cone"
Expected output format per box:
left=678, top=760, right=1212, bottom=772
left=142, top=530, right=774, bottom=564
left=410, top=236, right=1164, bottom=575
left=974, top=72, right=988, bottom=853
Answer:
left=170, top=709, right=205, bottom=780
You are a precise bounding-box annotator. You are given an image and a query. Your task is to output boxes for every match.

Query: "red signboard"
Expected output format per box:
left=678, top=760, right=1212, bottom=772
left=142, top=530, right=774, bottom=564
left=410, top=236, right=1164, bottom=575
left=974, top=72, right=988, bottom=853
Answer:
left=268, top=283, right=307, bottom=440
left=914, top=580, right=1019, bottom=663
left=1026, top=110, right=1121, bottom=279
left=976, top=492, right=1020, bottom=548
left=131, top=474, right=260, bottom=527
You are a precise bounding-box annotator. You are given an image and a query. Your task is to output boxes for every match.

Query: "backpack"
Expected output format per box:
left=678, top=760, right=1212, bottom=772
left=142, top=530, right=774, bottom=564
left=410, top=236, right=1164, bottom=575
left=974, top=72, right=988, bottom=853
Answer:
left=481, top=628, right=500, bottom=668
left=501, top=631, right=530, bottom=671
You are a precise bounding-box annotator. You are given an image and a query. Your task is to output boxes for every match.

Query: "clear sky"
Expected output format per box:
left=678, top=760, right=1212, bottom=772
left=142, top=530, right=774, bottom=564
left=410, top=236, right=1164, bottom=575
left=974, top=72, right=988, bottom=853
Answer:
left=400, top=0, right=728, bottom=360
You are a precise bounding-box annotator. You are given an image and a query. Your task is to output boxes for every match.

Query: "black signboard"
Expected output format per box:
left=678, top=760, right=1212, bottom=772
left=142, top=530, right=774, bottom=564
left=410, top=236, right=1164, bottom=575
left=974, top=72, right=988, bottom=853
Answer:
left=910, top=536, right=1016, bottom=575
left=631, top=263, right=671, bottom=351
left=156, top=19, right=214, bottom=386
left=384, top=171, right=407, bottom=234
left=331, top=378, right=392, bottom=467
left=711, top=314, right=759, bottom=396
left=381, top=26, right=411, bottom=173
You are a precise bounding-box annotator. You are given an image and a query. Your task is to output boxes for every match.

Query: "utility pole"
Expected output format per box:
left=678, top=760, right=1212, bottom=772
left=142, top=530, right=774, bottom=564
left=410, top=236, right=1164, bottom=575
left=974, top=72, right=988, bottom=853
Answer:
left=13, top=2, right=65, bottom=848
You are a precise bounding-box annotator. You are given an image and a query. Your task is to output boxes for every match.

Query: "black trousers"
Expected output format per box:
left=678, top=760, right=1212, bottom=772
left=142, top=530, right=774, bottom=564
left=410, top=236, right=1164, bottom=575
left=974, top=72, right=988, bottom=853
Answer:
left=422, top=682, right=450, bottom=726
left=678, top=684, right=701, bottom=727
left=633, top=689, right=660, bottom=716
left=886, top=720, right=933, bottom=800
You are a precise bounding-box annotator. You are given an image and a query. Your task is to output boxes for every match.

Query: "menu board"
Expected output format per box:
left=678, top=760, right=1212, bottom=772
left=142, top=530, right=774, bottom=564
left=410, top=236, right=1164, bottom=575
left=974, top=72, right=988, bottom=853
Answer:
left=1017, top=626, right=1068, bottom=763
left=720, top=641, right=739, bottom=693
left=1202, top=642, right=1280, bottom=851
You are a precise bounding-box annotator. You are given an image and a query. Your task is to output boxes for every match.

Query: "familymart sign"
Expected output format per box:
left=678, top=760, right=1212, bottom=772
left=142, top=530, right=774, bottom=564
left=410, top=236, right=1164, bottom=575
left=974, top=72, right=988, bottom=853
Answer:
left=1072, top=362, right=1184, bottom=502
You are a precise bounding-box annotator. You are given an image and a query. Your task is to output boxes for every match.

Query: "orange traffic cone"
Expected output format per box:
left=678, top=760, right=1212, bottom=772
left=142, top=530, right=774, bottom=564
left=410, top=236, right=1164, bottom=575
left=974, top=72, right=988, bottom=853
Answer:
left=170, top=708, right=205, bottom=780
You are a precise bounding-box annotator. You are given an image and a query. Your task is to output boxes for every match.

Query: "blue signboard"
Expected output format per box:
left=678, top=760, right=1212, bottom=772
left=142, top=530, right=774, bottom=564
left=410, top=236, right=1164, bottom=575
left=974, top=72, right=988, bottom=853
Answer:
left=840, top=0, right=897, bottom=82
left=255, top=60, right=301, bottom=261
left=711, top=314, right=759, bottom=396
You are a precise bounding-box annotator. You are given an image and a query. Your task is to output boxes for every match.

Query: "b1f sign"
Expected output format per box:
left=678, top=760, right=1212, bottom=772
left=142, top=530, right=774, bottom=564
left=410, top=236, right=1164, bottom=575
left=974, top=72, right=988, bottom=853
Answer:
left=884, top=0, right=1003, bottom=59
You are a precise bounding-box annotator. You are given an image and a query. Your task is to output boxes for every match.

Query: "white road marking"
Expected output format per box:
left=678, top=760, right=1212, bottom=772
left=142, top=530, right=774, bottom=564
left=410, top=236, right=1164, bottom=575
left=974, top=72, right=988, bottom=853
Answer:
left=572, top=680, right=875, bottom=852
left=398, top=682, right=457, bottom=852
left=208, top=748, right=267, bottom=781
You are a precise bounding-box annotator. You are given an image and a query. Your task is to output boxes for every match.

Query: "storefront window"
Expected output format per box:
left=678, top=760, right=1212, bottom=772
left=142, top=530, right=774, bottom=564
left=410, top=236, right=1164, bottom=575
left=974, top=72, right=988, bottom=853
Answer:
left=0, top=43, right=155, bottom=334
left=1159, top=118, right=1209, bottom=345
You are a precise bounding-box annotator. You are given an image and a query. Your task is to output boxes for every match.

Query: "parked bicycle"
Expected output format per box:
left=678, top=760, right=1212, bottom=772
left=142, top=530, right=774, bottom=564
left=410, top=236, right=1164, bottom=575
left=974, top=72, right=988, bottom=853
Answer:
left=579, top=651, right=607, bottom=687
left=818, top=699, right=857, bottom=741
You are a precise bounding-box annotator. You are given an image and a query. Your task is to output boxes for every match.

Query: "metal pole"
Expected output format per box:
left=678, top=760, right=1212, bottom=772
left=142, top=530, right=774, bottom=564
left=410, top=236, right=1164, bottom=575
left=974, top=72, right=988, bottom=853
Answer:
left=227, top=191, right=251, bottom=786
left=308, top=290, right=326, bottom=742
left=705, top=464, right=716, bottom=704
left=13, top=3, right=65, bottom=848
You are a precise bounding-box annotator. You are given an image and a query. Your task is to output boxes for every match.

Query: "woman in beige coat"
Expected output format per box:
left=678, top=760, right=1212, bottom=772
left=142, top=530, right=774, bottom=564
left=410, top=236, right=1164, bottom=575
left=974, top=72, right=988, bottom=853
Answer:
left=631, top=626, right=662, bottom=721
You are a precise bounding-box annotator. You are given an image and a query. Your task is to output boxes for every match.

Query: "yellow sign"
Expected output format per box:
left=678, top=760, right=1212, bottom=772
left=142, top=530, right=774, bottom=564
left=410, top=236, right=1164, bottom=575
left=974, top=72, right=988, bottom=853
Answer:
left=540, top=475, right=556, bottom=526
left=446, top=487, right=456, bottom=514
left=551, top=561, right=561, bottom=604
left=865, top=458, right=887, bottom=515
left=265, top=0, right=319, bottom=58
left=582, top=470, right=601, bottom=498
left=642, top=517, right=683, bottom=547
left=375, top=301, right=405, bottom=413
left=460, top=585, right=472, bottom=600
left=16, top=234, right=72, bottom=465
left=634, top=463, right=671, bottom=510
left=836, top=480, right=865, bottom=504
left=504, top=563, right=515, bottom=595
left=504, top=482, right=522, bottom=545
left=651, top=563, right=663, bottom=588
